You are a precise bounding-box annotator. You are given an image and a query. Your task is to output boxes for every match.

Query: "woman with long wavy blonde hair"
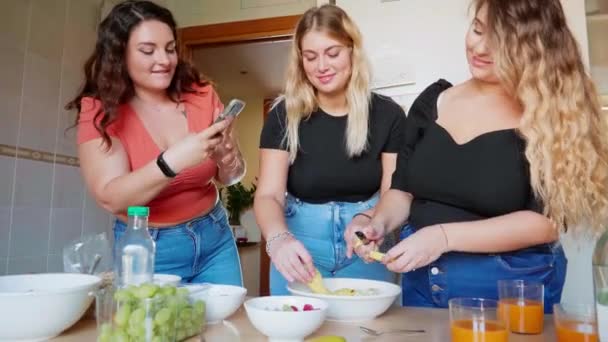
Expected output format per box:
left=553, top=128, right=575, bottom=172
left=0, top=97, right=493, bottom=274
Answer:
left=254, top=4, right=406, bottom=294
left=348, top=0, right=608, bottom=311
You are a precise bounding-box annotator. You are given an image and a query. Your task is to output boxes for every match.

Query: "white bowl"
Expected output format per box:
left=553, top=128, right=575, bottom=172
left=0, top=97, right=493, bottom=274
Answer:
left=153, top=273, right=181, bottom=286
left=186, top=284, right=247, bottom=323
left=287, top=278, right=401, bottom=322
left=0, top=273, right=101, bottom=341
left=244, top=296, right=328, bottom=342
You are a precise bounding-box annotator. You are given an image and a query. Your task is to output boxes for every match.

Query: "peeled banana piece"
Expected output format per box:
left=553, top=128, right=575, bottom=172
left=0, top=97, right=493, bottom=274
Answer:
left=307, top=269, right=330, bottom=294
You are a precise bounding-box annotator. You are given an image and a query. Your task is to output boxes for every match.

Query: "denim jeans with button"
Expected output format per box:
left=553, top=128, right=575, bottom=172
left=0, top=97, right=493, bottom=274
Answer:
left=113, top=201, right=243, bottom=285
left=270, top=193, right=394, bottom=295
left=400, top=225, right=567, bottom=313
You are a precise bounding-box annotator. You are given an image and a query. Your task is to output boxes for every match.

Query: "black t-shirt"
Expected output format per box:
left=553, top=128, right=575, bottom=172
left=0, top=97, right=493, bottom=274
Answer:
left=260, top=93, right=405, bottom=203
left=391, top=79, right=542, bottom=228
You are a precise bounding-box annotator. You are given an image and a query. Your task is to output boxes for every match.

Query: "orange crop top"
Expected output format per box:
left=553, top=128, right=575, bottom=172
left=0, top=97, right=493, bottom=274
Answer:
left=77, top=84, right=224, bottom=224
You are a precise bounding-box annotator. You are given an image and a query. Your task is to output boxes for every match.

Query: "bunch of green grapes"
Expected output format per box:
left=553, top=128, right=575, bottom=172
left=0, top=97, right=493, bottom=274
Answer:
left=97, top=284, right=205, bottom=342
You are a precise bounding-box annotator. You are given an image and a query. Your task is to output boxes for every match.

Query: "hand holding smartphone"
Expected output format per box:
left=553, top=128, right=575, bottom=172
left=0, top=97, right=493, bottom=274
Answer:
left=214, top=99, right=246, bottom=124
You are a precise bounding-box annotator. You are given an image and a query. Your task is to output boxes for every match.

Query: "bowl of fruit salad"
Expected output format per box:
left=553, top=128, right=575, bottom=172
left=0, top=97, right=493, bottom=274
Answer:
left=244, top=296, right=328, bottom=342
left=96, top=283, right=205, bottom=342
left=287, top=273, right=401, bottom=322
left=0, top=273, right=101, bottom=341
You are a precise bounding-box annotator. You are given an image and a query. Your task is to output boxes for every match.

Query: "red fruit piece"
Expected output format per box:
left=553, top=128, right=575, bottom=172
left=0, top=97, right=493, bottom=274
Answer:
left=290, top=305, right=298, bottom=311
left=303, top=304, right=314, bottom=311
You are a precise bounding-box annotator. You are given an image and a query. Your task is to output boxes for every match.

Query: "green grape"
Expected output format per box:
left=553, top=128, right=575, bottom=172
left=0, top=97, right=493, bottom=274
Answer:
left=112, top=329, right=129, bottom=342
left=161, top=285, right=177, bottom=296
left=193, top=300, right=205, bottom=314
left=114, top=288, right=133, bottom=302
left=135, top=283, right=159, bottom=299
left=114, top=304, right=132, bottom=327
left=154, top=307, right=172, bottom=325
left=129, top=307, right=146, bottom=325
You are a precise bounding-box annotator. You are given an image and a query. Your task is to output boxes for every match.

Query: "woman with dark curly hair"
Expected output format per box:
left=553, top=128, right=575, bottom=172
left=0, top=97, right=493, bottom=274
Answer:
left=66, top=0, right=244, bottom=285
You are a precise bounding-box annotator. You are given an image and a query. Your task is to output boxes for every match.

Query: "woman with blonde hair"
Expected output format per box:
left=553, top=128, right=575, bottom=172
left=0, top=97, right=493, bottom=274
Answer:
left=255, top=4, right=404, bottom=294
left=348, top=0, right=608, bottom=310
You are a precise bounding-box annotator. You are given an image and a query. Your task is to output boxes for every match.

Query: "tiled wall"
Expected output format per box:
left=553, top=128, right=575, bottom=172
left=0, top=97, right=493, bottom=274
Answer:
left=0, top=0, right=112, bottom=275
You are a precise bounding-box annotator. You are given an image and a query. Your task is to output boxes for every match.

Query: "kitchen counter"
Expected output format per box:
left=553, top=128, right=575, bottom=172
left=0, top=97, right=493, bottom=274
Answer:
left=52, top=305, right=556, bottom=342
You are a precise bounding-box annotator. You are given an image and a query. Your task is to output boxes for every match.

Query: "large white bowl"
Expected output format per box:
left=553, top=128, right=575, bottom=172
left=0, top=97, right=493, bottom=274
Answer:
left=0, top=273, right=101, bottom=341
left=244, top=296, right=328, bottom=342
left=287, top=278, right=401, bottom=322
left=187, top=284, right=247, bottom=324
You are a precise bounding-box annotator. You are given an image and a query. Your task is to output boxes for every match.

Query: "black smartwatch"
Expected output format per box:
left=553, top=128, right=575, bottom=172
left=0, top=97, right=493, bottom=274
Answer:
left=156, top=152, right=178, bottom=178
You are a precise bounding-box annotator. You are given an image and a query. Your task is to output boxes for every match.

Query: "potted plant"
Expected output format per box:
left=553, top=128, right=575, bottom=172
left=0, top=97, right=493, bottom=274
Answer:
left=222, top=181, right=256, bottom=227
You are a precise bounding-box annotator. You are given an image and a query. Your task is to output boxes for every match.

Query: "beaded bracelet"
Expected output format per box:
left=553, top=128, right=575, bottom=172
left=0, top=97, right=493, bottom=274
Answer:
left=265, top=231, right=294, bottom=256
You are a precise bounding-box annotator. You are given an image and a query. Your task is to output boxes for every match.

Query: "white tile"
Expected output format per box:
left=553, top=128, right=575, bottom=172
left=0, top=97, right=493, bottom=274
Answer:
left=0, top=0, right=31, bottom=52
left=63, top=0, right=98, bottom=67
left=9, top=207, right=50, bottom=258
left=0, top=156, right=16, bottom=207
left=52, top=165, right=83, bottom=208
left=0, top=47, right=26, bottom=146
left=55, top=111, right=79, bottom=157
left=57, top=68, right=81, bottom=156
left=0, top=207, right=11, bottom=259
left=82, top=192, right=111, bottom=237
left=7, top=255, right=47, bottom=275
left=46, top=253, right=64, bottom=273
left=13, top=158, right=53, bottom=207
left=28, top=0, right=67, bottom=62
left=0, top=259, right=6, bottom=275
left=20, top=54, right=61, bottom=152
left=49, top=208, right=83, bottom=254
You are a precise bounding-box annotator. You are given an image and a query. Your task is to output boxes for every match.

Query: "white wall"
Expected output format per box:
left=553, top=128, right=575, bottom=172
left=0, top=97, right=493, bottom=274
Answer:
left=167, top=0, right=316, bottom=27
left=336, top=0, right=596, bottom=305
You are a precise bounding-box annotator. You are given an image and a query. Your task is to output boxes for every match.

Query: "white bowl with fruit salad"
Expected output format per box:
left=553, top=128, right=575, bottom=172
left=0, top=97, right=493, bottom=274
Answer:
left=288, top=277, right=401, bottom=322
left=244, top=296, right=328, bottom=342
left=0, top=273, right=101, bottom=341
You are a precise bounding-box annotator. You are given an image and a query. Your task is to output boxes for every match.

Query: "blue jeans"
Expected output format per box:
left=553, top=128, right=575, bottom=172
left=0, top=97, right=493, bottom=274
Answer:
left=270, top=193, right=394, bottom=295
left=400, top=225, right=567, bottom=313
left=113, top=202, right=243, bottom=286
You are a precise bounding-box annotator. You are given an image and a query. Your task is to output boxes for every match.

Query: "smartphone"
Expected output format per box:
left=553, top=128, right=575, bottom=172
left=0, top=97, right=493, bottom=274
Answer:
left=214, top=99, right=246, bottom=123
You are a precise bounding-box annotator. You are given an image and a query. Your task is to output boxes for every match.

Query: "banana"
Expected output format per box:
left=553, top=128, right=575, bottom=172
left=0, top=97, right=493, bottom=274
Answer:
left=307, top=269, right=330, bottom=294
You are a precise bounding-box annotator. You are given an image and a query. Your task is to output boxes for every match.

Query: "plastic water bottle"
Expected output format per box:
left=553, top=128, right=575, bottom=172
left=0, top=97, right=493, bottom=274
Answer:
left=115, top=206, right=155, bottom=286
left=593, top=230, right=608, bottom=341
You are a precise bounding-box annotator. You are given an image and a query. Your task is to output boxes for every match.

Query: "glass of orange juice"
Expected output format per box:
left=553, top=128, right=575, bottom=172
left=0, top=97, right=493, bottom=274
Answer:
left=553, top=303, right=598, bottom=342
left=497, top=280, right=544, bottom=334
left=449, top=298, right=509, bottom=342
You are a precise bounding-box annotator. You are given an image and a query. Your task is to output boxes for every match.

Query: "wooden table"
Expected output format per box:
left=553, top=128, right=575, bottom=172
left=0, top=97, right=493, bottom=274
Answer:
left=53, top=306, right=556, bottom=341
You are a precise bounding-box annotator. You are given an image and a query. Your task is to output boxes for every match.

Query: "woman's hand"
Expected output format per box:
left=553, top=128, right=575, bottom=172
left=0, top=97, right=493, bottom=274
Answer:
left=346, top=217, right=387, bottom=262
left=210, top=118, right=241, bottom=169
left=162, top=119, right=231, bottom=173
left=268, top=235, right=315, bottom=284
left=383, top=225, right=449, bottom=273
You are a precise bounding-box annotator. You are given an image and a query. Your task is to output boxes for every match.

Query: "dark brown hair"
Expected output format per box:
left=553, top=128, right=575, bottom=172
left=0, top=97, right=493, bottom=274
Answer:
left=65, top=0, right=208, bottom=148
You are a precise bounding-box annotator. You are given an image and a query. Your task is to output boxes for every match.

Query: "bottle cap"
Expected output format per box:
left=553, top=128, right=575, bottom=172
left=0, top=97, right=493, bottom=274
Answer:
left=127, top=206, right=149, bottom=216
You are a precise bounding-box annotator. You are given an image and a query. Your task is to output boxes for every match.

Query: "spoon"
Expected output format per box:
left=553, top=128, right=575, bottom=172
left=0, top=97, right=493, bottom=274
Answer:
left=87, top=254, right=102, bottom=275
left=359, top=326, right=426, bottom=336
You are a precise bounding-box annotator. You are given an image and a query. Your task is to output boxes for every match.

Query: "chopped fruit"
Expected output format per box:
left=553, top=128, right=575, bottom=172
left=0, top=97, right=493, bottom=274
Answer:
left=303, top=304, right=314, bottom=311
left=291, top=305, right=299, bottom=311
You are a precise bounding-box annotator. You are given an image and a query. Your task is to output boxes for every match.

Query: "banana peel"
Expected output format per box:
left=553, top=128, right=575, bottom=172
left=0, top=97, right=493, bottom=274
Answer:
left=307, top=269, right=330, bottom=294
left=353, top=232, right=388, bottom=262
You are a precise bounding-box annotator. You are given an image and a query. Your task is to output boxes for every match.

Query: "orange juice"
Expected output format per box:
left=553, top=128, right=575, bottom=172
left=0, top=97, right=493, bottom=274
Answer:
left=451, top=319, right=508, bottom=342
left=498, top=298, right=543, bottom=334
left=555, top=320, right=598, bottom=342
